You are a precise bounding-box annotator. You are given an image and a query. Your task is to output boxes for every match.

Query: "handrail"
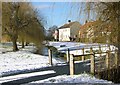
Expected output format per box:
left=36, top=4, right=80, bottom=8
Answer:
left=69, top=48, right=118, bottom=75
left=72, top=50, right=116, bottom=58
left=58, top=45, right=116, bottom=52
left=48, top=45, right=118, bottom=76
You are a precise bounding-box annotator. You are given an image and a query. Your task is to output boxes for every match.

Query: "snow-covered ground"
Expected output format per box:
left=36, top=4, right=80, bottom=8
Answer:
left=0, top=42, right=113, bottom=84
left=0, top=70, right=56, bottom=83
left=49, top=41, right=117, bottom=55
left=28, top=73, right=112, bottom=84
left=0, top=45, right=64, bottom=76
left=0, top=42, right=116, bottom=76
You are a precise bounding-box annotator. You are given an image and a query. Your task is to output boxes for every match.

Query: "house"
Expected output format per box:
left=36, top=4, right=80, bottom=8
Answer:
left=79, top=20, right=112, bottom=43
left=79, top=21, right=97, bottom=42
left=58, top=20, right=81, bottom=41
left=53, top=29, right=59, bottom=41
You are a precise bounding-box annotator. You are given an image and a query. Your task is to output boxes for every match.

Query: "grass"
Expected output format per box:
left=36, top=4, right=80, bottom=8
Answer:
left=95, top=66, right=120, bottom=83
left=17, top=55, right=31, bottom=58
left=26, top=55, right=31, bottom=58
left=2, top=45, right=12, bottom=48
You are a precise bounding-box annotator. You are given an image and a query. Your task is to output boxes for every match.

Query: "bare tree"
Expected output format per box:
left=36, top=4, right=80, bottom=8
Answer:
left=2, top=2, right=45, bottom=51
left=82, top=2, right=120, bottom=63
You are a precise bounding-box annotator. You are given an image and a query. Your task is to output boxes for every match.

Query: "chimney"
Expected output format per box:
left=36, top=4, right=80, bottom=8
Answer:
left=68, top=20, right=71, bottom=23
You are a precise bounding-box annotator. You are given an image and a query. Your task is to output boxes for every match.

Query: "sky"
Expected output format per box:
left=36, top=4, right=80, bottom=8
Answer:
left=31, top=2, right=96, bottom=30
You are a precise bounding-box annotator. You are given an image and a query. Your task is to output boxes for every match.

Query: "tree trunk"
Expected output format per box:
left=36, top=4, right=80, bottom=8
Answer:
left=12, top=38, right=19, bottom=51
left=25, top=42, right=29, bottom=46
left=22, top=41, right=24, bottom=48
left=11, top=33, right=19, bottom=51
left=118, top=45, right=120, bottom=65
left=21, top=38, right=25, bottom=48
left=117, top=13, right=120, bottom=66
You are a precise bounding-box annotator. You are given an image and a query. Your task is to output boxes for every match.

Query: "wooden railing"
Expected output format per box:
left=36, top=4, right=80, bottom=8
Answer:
left=48, top=45, right=118, bottom=75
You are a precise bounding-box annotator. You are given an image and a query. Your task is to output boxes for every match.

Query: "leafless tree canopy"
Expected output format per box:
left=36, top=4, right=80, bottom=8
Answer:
left=2, top=2, right=45, bottom=51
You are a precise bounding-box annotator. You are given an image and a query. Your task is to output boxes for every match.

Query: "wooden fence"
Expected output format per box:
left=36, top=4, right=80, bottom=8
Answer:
left=48, top=45, right=118, bottom=75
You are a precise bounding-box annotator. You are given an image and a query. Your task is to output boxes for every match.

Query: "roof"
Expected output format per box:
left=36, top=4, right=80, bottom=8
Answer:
left=59, top=21, right=80, bottom=29
left=79, top=20, right=103, bottom=33
left=80, top=20, right=102, bottom=29
left=79, top=20, right=113, bottom=34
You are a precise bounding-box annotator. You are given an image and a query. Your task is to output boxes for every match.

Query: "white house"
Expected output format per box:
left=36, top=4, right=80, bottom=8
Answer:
left=53, top=29, right=59, bottom=41
left=59, top=21, right=81, bottom=41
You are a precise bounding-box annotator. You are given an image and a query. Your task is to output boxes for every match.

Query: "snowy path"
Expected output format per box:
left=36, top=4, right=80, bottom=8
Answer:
left=1, top=60, right=90, bottom=84
left=0, top=70, right=55, bottom=83
left=0, top=45, right=65, bottom=77
left=0, top=59, right=112, bottom=84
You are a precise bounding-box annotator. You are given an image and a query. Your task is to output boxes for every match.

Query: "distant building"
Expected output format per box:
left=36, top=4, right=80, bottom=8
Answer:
left=58, top=21, right=81, bottom=41
left=79, top=20, right=112, bottom=43
left=53, top=29, right=59, bottom=41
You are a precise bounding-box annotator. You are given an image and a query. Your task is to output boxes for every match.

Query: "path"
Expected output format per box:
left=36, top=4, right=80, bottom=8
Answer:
left=1, top=60, right=90, bottom=85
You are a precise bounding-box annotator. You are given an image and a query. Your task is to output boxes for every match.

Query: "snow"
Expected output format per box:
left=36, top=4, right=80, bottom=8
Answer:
left=29, top=73, right=112, bottom=84
left=0, top=42, right=114, bottom=84
left=49, top=41, right=117, bottom=55
left=0, top=45, right=64, bottom=76
left=0, top=42, right=116, bottom=76
left=0, top=70, right=55, bottom=83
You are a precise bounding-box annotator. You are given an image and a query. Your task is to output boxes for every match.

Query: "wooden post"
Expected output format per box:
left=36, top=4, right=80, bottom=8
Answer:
left=69, top=54, right=74, bottom=75
left=48, top=49, right=52, bottom=65
left=99, top=45, right=102, bottom=57
left=66, top=49, right=70, bottom=63
left=106, top=51, right=110, bottom=69
left=108, top=45, right=111, bottom=51
left=82, top=48, right=85, bottom=61
left=90, top=47, right=95, bottom=74
left=115, top=49, right=118, bottom=68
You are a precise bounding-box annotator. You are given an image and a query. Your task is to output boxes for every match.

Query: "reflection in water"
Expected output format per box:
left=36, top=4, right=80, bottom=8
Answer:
left=39, top=46, right=49, bottom=56
left=41, top=46, right=66, bottom=62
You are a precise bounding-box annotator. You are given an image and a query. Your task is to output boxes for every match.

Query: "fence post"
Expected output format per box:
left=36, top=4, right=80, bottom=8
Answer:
left=82, top=48, right=85, bottom=61
left=90, top=47, right=95, bottom=74
left=106, top=50, right=110, bottom=69
left=115, top=49, right=118, bottom=68
left=66, top=48, right=70, bottom=63
left=48, top=49, right=52, bottom=65
left=99, top=45, right=102, bottom=57
left=108, top=45, right=111, bottom=51
left=69, top=54, right=74, bottom=75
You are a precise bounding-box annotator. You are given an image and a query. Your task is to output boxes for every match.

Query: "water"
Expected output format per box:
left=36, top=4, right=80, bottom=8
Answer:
left=41, top=46, right=66, bottom=62
left=41, top=46, right=49, bottom=56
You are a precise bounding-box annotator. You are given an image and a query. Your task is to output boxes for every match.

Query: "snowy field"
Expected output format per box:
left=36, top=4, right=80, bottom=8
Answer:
left=49, top=41, right=117, bottom=55
left=0, top=44, right=64, bottom=77
left=0, top=42, right=113, bottom=84
left=28, top=74, right=112, bottom=84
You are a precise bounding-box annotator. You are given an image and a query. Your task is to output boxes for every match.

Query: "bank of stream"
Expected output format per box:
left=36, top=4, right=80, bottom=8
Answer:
left=42, top=46, right=66, bottom=62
